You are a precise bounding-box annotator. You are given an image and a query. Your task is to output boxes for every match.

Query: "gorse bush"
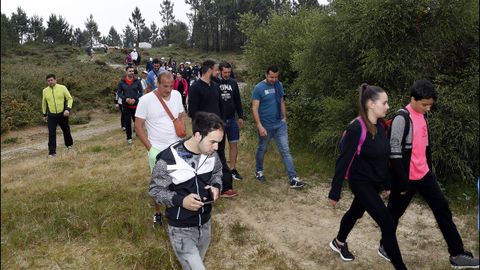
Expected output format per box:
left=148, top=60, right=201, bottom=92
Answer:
left=0, top=44, right=122, bottom=133
left=240, top=0, right=479, bottom=184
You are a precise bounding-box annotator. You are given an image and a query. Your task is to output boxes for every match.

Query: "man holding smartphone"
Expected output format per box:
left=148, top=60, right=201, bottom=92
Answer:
left=149, top=112, right=224, bottom=270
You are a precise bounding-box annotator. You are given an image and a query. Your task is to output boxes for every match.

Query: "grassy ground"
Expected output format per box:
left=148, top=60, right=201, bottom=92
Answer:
left=1, top=107, right=478, bottom=269
left=1, top=45, right=478, bottom=269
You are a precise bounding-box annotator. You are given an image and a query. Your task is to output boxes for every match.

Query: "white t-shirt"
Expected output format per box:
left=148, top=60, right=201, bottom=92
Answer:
left=135, top=90, right=184, bottom=151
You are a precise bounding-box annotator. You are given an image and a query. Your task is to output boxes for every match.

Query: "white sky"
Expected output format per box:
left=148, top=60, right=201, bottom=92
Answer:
left=1, top=0, right=329, bottom=36
left=1, top=0, right=191, bottom=36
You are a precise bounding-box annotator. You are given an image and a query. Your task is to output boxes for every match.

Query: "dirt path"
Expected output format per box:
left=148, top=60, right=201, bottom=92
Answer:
left=217, top=182, right=469, bottom=269
left=1, top=111, right=477, bottom=270
left=1, top=112, right=119, bottom=161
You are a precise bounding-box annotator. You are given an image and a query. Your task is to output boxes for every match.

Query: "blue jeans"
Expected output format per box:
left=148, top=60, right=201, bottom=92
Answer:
left=255, top=121, right=297, bottom=180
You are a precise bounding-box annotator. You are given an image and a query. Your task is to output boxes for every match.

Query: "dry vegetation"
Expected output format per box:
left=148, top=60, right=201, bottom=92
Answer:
left=1, top=111, right=478, bottom=270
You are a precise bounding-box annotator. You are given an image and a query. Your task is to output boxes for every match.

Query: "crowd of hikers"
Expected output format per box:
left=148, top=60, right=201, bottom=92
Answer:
left=40, top=50, right=479, bottom=269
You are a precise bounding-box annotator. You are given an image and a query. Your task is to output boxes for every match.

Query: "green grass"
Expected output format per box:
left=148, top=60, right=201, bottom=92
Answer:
left=2, top=137, right=20, bottom=144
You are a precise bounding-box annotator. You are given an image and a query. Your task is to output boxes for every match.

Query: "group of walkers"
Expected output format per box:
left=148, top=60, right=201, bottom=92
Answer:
left=40, top=56, right=478, bottom=269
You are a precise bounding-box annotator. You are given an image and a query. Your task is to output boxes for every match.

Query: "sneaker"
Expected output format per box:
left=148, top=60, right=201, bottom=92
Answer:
left=255, top=171, right=266, bottom=182
left=127, top=139, right=133, bottom=145
left=378, top=244, right=391, bottom=262
left=221, top=189, right=238, bottom=198
left=450, top=251, right=479, bottom=269
left=329, top=238, right=355, bottom=261
left=122, top=127, right=126, bottom=131
left=231, top=169, right=243, bottom=180
left=153, top=213, right=163, bottom=228
left=48, top=153, right=56, bottom=158
left=289, top=177, right=305, bottom=188
left=66, top=146, right=73, bottom=150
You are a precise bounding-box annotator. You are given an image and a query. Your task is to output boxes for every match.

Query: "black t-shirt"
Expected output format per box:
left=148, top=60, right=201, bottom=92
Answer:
left=187, top=79, right=222, bottom=119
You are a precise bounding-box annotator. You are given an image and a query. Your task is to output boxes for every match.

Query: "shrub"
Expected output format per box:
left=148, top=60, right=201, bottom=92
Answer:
left=241, top=1, right=479, bottom=184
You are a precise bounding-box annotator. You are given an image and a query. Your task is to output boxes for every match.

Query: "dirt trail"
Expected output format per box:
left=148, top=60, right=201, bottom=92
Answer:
left=217, top=182, right=466, bottom=269
left=1, top=113, right=119, bottom=161
left=1, top=111, right=477, bottom=270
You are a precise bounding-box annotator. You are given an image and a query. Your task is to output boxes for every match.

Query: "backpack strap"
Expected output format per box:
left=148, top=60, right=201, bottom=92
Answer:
left=344, top=116, right=367, bottom=180
left=356, top=116, right=367, bottom=155
left=395, top=108, right=410, bottom=148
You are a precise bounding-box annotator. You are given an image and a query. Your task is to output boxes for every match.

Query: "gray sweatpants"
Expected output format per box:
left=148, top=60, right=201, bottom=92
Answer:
left=168, top=220, right=211, bottom=270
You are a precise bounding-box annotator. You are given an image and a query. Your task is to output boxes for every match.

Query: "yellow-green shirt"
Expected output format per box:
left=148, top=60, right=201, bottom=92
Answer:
left=42, top=84, right=73, bottom=115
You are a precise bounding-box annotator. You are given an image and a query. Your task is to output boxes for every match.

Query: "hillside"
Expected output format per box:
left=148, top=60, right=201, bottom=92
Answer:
left=0, top=44, right=245, bottom=133
left=1, top=44, right=478, bottom=269
left=1, top=110, right=478, bottom=269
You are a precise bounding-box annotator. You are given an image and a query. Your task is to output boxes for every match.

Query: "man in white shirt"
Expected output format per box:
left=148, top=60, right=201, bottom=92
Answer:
left=135, top=70, right=185, bottom=227
left=130, top=48, right=139, bottom=66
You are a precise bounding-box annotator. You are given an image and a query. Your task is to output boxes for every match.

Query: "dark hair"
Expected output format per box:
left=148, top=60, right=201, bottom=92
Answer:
left=358, top=83, right=386, bottom=137
left=219, top=62, right=232, bottom=71
left=133, top=69, right=138, bottom=74
left=266, top=65, right=279, bottom=74
left=125, top=65, right=134, bottom=71
left=201, top=60, right=216, bottom=75
left=46, top=74, right=56, bottom=80
left=410, top=79, right=437, bottom=101
left=152, top=58, right=160, bottom=64
left=192, top=112, right=224, bottom=140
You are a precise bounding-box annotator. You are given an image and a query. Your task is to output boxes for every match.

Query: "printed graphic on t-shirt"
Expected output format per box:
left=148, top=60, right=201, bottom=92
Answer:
left=220, top=84, right=233, bottom=101
left=263, top=88, right=276, bottom=96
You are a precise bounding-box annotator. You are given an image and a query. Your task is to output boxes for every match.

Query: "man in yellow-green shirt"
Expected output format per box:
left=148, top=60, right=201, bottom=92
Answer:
left=42, top=74, right=74, bottom=157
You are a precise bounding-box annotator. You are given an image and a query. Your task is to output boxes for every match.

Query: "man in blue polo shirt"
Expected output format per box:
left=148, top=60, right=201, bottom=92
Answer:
left=251, top=65, right=305, bottom=188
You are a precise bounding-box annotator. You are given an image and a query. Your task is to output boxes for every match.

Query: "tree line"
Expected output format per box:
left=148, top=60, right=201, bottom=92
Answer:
left=1, top=0, right=189, bottom=52
left=1, top=0, right=323, bottom=53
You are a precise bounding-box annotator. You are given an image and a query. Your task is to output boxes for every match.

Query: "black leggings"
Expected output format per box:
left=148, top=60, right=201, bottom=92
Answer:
left=336, top=181, right=407, bottom=270
left=385, top=171, right=464, bottom=256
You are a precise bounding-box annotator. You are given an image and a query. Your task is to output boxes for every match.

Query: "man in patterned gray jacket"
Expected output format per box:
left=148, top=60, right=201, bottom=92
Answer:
left=149, top=112, right=224, bottom=270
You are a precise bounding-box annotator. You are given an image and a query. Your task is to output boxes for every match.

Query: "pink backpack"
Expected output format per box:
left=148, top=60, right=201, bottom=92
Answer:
left=339, top=117, right=367, bottom=180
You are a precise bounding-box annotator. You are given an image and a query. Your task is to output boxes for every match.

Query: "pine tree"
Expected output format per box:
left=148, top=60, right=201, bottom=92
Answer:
left=128, top=7, right=145, bottom=48
left=45, top=14, right=72, bottom=44
left=10, top=7, right=29, bottom=44
left=123, top=25, right=135, bottom=48
left=27, top=15, right=45, bottom=43
left=106, top=26, right=122, bottom=47
left=159, top=0, right=175, bottom=26
left=85, top=14, right=101, bottom=46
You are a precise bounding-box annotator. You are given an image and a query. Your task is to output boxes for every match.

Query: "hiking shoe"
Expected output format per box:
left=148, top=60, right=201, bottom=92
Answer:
left=255, top=171, right=266, bottom=182
left=153, top=213, right=163, bottom=228
left=221, top=189, right=238, bottom=198
left=378, top=244, right=391, bottom=262
left=289, top=177, right=305, bottom=188
left=450, top=251, right=479, bottom=269
left=231, top=169, right=243, bottom=180
left=127, top=139, right=133, bottom=145
left=329, top=238, right=355, bottom=261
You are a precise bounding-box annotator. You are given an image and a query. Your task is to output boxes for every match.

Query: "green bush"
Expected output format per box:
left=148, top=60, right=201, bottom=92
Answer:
left=240, top=1, right=479, bottom=184
left=0, top=44, right=122, bottom=133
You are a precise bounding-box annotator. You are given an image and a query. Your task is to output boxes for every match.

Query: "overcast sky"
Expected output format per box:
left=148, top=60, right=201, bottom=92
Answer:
left=1, top=0, right=329, bottom=37
left=1, top=0, right=191, bottom=36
